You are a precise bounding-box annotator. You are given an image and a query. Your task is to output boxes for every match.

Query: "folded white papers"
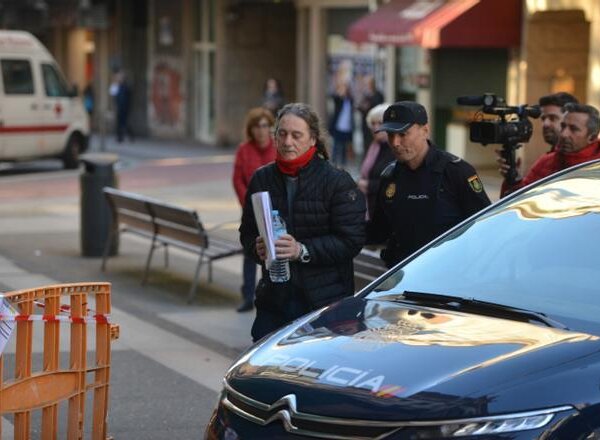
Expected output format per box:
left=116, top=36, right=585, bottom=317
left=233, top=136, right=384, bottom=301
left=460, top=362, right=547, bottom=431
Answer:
left=251, top=191, right=276, bottom=269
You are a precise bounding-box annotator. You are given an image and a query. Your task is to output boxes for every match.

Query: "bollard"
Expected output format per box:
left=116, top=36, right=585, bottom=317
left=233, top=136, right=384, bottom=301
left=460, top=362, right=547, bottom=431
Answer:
left=80, top=153, right=119, bottom=257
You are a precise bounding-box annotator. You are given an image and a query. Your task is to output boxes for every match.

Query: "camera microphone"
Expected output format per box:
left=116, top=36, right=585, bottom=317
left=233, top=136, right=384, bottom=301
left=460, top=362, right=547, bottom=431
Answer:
left=457, top=93, right=500, bottom=107
left=457, top=95, right=486, bottom=106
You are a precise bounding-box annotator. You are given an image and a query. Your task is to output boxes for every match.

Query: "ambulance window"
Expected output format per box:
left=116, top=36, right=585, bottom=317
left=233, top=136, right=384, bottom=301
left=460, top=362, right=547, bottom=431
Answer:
left=42, top=64, right=69, bottom=97
left=1, top=60, right=34, bottom=95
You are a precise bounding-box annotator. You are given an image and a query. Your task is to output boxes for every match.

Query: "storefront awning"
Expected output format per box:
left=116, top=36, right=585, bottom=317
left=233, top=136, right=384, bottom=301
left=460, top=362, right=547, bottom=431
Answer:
left=347, top=0, right=521, bottom=48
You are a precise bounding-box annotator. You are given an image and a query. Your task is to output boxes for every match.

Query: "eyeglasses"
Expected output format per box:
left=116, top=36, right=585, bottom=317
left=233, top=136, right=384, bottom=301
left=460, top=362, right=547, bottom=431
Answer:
left=255, top=123, right=272, bottom=129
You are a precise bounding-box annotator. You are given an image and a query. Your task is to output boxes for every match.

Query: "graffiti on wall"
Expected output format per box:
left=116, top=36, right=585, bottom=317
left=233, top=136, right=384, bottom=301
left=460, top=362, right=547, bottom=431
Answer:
left=150, top=59, right=185, bottom=135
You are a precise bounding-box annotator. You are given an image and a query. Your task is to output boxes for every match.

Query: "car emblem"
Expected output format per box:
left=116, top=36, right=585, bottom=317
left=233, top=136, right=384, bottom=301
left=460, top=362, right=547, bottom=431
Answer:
left=263, top=394, right=299, bottom=432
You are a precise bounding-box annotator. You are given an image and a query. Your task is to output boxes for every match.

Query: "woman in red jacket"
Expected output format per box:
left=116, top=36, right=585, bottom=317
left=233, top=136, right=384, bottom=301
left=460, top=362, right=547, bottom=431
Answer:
left=232, top=107, right=276, bottom=312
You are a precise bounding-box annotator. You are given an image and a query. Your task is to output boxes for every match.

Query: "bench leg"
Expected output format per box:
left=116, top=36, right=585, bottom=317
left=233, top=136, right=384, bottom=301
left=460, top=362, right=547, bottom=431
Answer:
left=187, top=254, right=204, bottom=304
left=142, top=238, right=158, bottom=285
left=100, top=227, right=117, bottom=272
left=164, top=243, right=169, bottom=268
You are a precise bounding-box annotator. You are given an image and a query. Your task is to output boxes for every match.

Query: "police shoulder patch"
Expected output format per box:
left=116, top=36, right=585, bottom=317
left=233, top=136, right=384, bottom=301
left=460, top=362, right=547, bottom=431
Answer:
left=467, top=174, right=483, bottom=193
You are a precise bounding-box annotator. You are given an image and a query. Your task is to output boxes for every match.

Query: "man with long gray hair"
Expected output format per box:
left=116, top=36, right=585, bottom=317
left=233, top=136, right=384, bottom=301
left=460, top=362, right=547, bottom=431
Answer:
left=239, top=103, right=366, bottom=341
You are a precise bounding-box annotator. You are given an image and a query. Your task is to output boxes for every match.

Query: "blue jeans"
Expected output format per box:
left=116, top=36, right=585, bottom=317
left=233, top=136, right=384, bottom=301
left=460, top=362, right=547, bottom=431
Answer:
left=241, top=256, right=257, bottom=303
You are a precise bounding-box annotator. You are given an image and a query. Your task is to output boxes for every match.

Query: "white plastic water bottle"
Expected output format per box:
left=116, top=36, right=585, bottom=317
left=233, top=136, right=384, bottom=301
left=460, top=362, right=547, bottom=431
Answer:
left=269, top=210, right=290, bottom=283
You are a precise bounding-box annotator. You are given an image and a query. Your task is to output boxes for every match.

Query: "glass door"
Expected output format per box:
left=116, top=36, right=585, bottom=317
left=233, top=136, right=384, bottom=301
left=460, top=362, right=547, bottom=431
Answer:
left=193, top=0, right=216, bottom=143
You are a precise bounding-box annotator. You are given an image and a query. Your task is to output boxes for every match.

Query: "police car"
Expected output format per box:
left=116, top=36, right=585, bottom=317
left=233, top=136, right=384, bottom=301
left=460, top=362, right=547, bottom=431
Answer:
left=205, top=160, right=600, bottom=439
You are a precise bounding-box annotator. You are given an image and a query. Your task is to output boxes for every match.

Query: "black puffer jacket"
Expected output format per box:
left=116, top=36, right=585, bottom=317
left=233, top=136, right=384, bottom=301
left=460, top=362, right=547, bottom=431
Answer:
left=240, top=156, right=366, bottom=310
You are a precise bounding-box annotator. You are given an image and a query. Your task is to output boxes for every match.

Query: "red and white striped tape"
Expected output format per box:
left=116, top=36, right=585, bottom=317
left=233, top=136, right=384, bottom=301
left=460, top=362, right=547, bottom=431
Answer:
left=0, top=313, right=111, bottom=324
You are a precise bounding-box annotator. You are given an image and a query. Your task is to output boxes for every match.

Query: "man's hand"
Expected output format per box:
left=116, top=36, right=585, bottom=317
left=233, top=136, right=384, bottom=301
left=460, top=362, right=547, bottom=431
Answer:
left=495, top=148, right=521, bottom=179
left=255, top=235, right=302, bottom=261
left=275, top=234, right=302, bottom=261
left=255, top=236, right=267, bottom=261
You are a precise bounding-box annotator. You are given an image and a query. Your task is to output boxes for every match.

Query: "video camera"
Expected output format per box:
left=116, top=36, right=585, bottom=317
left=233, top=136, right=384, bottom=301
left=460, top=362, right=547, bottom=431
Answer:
left=456, top=93, right=541, bottom=184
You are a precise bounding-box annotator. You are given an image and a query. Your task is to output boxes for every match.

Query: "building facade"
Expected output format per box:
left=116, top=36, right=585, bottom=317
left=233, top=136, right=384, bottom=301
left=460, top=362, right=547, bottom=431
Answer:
left=5, top=0, right=599, bottom=163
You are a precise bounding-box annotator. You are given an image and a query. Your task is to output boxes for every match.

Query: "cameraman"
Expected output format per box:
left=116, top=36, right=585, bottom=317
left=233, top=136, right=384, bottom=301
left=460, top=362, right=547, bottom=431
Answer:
left=500, top=103, right=600, bottom=197
left=539, top=92, right=579, bottom=151
left=366, top=101, right=491, bottom=268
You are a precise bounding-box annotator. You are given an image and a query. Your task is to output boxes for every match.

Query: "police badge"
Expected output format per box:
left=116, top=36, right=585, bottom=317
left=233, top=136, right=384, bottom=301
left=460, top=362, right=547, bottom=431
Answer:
left=385, top=183, right=396, bottom=199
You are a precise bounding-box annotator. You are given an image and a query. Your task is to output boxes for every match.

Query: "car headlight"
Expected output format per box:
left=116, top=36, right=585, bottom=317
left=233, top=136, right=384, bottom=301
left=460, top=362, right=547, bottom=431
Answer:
left=441, top=413, right=554, bottom=436
left=409, top=406, right=572, bottom=438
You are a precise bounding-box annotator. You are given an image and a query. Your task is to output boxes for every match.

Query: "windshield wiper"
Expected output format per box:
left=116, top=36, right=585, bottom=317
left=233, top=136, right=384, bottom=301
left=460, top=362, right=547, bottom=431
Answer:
left=399, top=291, right=568, bottom=330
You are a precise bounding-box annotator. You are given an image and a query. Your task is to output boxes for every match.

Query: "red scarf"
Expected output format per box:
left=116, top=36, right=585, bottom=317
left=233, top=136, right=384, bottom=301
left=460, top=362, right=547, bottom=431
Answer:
left=276, top=146, right=317, bottom=176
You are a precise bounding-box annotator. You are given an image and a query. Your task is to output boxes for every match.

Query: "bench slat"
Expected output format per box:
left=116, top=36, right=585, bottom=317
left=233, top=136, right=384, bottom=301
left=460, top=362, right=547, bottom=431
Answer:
left=154, top=223, right=207, bottom=248
left=117, top=212, right=155, bottom=234
left=150, top=203, right=201, bottom=230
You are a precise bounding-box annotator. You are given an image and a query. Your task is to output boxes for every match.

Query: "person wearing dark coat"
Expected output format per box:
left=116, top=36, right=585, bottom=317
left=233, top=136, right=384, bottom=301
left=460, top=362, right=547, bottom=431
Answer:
left=358, top=103, right=395, bottom=220
left=239, top=102, right=366, bottom=342
left=357, top=75, right=384, bottom=159
left=262, top=78, right=285, bottom=117
left=328, top=81, right=354, bottom=168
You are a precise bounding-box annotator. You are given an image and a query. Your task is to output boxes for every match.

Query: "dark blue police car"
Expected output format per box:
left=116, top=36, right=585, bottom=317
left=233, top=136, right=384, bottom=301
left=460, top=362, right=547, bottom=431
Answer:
left=206, top=160, right=600, bottom=439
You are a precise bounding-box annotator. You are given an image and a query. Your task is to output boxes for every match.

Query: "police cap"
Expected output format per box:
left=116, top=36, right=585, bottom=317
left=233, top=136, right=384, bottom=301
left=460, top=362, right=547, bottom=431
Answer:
left=376, top=101, right=428, bottom=133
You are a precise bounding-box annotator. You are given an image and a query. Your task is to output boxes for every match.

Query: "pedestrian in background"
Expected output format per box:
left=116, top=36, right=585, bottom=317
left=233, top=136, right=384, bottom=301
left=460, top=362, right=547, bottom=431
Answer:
left=357, top=103, right=395, bottom=220
left=329, top=80, right=354, bottom=168
left=232, top=107, right=277, bottom=312
left=367, top=101, right=491, bottom=267
left=262, top=77, right=285, bottom=117
left=239, top=102, right=366, bottom=341
left=357, top=75, right=384, bottom=159
left=110, top=71, right=134, bottom=143
left=83, top=83, right=94, bottom=118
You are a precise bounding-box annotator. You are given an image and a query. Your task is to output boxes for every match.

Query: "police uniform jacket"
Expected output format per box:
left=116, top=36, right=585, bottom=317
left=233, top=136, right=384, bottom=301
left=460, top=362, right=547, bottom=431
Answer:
left=367, top=142, right=491, bottom=267
left=240, top=155, right=366, bottom=311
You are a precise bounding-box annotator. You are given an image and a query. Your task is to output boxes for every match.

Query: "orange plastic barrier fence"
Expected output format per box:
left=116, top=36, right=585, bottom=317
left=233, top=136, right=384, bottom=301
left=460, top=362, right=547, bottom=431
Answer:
left=0, top=283, right=119, bottom=440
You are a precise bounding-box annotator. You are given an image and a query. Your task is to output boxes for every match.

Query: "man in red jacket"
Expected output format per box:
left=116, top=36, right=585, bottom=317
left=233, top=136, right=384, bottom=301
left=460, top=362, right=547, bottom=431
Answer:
left=232, top=107, right=276, bottom=311
left=501, top=103, right=600, bottom=197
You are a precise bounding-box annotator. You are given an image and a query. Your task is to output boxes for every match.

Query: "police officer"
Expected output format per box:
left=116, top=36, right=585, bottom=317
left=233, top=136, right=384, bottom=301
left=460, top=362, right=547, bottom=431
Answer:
left=366, top=101, right=491, bottom=267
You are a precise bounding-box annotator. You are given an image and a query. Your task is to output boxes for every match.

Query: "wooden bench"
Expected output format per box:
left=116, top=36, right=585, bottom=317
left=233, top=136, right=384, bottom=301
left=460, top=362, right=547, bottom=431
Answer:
left=354, top=248, right=387, bottom=291
left=101, top=187, right=243, bottom=302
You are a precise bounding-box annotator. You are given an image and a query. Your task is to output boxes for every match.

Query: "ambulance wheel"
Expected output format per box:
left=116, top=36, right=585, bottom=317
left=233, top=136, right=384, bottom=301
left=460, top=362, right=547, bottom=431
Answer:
left=63, top=134, right=82, bottom=169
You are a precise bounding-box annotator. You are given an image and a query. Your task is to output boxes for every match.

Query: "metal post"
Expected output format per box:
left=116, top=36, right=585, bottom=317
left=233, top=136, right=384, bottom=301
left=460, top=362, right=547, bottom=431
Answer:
left=96, top=29, right=109, bottom=152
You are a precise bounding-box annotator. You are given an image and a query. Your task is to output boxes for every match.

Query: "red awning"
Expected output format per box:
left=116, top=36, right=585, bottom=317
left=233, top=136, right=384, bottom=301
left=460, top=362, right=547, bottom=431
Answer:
left=347, top=0, right=521, bottom=48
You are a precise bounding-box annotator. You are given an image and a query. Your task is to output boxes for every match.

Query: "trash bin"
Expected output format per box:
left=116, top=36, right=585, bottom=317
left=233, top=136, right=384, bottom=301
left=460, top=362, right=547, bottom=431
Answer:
left=80, top=153, right=119, bottom=257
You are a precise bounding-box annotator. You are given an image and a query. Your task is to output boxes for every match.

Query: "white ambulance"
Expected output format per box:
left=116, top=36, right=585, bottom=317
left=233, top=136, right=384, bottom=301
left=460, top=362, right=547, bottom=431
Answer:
left=0, top=30, right=90, bottom=169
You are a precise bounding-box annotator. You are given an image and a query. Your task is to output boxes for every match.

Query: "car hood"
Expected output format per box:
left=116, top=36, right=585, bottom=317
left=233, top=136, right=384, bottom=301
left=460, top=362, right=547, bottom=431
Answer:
left=226, top=297, right=600, bottom=420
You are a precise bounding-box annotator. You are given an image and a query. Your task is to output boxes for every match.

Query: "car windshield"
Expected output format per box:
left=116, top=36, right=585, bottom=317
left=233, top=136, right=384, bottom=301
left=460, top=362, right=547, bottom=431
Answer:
left=365, top=164, right=600, bottom=331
